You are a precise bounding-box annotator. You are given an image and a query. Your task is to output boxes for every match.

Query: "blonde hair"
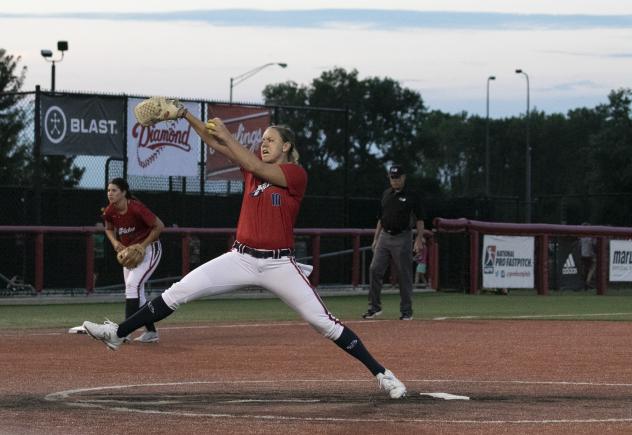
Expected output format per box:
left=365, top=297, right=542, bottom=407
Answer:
left=270, top=124, right=300, bottom=164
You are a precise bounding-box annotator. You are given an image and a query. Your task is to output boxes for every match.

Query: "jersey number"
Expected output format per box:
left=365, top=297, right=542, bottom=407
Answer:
left=271, top=193, right=281, bottom=207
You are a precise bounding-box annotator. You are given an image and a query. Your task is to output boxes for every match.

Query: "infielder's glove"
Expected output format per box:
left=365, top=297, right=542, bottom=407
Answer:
left=134, top=96, right=188, bottom=126
left=116, top=244, right=146, bottom=269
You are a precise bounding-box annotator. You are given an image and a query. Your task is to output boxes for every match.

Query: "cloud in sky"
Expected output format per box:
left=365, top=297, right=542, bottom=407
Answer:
left=3, top=10, right=632, bottom=31
left=2, top=4, right=631, bottom=118
left=542, top=49, right=632, bottom=59
left=4, top=0, right=632, bottom=15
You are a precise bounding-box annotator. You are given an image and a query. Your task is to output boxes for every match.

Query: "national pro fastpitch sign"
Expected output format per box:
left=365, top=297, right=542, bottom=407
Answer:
left=481, top=234, right=534, bottom=289
left=40, top=94, right=125, bottom=157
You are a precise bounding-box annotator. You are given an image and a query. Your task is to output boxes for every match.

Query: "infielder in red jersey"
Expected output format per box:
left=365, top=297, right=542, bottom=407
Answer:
left=102, top=178, right=164, bottom=343
left=83, top=114, right=406, bottom=399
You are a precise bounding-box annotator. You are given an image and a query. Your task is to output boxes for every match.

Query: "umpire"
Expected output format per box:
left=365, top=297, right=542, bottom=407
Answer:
left=363, top=164, right=424, bottom=321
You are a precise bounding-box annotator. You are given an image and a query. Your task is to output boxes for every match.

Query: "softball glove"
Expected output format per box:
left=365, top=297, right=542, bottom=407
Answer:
left=134, top=96, right=188, bottom=126
left=116, top=244, right=146, bottom=269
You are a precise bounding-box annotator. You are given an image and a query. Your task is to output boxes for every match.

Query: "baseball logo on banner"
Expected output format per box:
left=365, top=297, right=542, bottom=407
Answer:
left=609, top=239, right=632, bottom=282
left=482, top=235, right=534, bottom=289
left=127, top=98, right=201, bottom=176
left=206, top=104, right=271, bottom=180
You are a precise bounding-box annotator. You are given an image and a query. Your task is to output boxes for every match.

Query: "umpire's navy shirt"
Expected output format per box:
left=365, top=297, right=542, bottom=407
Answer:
left=379, top=187, right=422, bottom=234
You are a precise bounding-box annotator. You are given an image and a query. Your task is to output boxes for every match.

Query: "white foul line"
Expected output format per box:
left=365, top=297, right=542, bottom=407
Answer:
left=433, top=312, right=632, bottom=320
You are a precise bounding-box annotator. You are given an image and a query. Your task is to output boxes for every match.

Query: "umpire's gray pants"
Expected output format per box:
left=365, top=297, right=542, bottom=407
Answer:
left=368, top=230, right=413, bottom=315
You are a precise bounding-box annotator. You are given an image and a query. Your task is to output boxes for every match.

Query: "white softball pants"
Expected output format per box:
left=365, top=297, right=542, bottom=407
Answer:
left=161, top=250, right=344, bottom=340
left=123, top=241, right=162, bottom=304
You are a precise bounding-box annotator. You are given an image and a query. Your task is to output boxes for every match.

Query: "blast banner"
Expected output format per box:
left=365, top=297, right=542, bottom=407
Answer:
left=41, top=94, right=125, bottom=157
left=205, top=104, right=271, bottom=180
left=609, top=239, right=632, bottom=282
left=127, top=98, right=201, bottom=176
left=482, top=235, right=534, bottom=288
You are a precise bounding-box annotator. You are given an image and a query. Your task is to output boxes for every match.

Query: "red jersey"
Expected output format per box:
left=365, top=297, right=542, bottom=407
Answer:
left=236, top=163, right=307, bottom=250
left=102, top=199, right=157, bottom=246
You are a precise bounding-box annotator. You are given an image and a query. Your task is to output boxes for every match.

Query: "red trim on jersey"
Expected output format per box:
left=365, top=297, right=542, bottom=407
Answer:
left=134, top=241, right=162, bottom=298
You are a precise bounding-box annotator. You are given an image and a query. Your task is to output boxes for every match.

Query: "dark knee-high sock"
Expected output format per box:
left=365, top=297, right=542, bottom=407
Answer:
left=117, top=296, right=173, bottom=338
left=125, top=298, right=139, bottom=320
left=334, top=326, right=385, bottom=376
left=125, top=298, right=156, bottom=332
left=140, top=300, right=157, bottom=332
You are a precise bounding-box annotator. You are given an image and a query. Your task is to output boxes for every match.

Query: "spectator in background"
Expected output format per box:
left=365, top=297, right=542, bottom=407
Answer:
left=413, top=243, right=428, bottom=288
left=579, top=222, right=597, bottom=290
left=93, top=222, right=106, bottom=287
left=189, top=235, right=201, bottom=269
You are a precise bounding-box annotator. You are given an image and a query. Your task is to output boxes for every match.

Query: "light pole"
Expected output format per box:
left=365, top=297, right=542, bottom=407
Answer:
left=515, top=69, right=531, bottom=223
left=229, top=62, right=287, bottom=104
left=485, top=75, right=496, bottom=197
left=40, top=41, right=69, bottom=92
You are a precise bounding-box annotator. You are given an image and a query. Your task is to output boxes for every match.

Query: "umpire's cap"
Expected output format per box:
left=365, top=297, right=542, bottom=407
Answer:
left=389, top=164, right=404, bottom=178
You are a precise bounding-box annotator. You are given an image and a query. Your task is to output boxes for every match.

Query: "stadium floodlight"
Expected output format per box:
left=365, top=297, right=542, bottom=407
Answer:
left=515, top=69, right=531, bottom=223
left=485, top=75, right=496, bottom=197
left=40, top=40, right=70, bottom=92
left=229, top=62, right=288, bottom=104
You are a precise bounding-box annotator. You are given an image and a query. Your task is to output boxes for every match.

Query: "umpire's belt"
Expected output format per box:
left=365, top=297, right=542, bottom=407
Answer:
left=233, top=241, right=294, bottom=259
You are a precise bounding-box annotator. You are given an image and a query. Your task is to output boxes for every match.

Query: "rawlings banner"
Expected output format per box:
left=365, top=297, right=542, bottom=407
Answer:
left=205, top=104, right=271, bottom=180
left=127, top=98, right=201, bottom=176
left=41, top=94, right=125, bottom=157
left=482, top=235, right=534, bottom=289
left=609, top=239, right=632, bottom=282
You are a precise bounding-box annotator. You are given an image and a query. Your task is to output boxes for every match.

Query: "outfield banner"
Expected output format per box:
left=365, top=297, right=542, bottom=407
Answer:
left=127, top=98, right=201, bottom=176
left=556, top=238, right=583, bottom=291
left=41, top=94, right=125, bottom=157
left=205, top=104, right=271, bottom=180
left=609, top=239, right=632, bottom=282
left=482, top=235, right=534, bottom=288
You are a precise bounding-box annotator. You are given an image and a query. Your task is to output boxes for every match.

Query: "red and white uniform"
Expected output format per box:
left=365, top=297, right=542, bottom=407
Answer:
left=161, top=164, right=344, bottom=340
left=103, top=200, right=162, bottom=303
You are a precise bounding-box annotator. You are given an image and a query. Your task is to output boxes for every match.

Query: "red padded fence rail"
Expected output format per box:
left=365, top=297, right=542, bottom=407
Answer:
left=0, top=226, right=434, bottom=293
left=433, top=218, right=632, bottom=295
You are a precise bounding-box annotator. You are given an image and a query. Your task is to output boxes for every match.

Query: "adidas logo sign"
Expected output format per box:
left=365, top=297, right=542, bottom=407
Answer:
left=562, top=254, right=578, bottom=275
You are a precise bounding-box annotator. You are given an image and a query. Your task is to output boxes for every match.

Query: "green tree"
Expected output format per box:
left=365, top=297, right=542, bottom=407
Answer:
left=263, top=68, right=430, bottom=197
left=586, top=88, right=632, bottom=224
left=0, top=48, right=84, bottom=188
left=0, top=49, right=30, bottom=185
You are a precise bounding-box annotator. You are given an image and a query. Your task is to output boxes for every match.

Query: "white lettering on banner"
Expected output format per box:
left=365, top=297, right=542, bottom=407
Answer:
left=70, top=118, right=117, bottom=134
left=234, top=123, right=263, bottom=151
left=562, top=254, right=578, bottom=275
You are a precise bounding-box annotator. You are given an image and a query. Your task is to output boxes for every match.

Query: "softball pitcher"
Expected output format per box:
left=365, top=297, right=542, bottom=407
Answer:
left=83, top=101, right=406, bottom=398
left=103, top=178, right=164, bottom=343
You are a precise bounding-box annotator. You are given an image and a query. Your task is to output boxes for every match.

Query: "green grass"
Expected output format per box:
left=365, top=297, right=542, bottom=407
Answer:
left=1, top=292, right=631, bottom=329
